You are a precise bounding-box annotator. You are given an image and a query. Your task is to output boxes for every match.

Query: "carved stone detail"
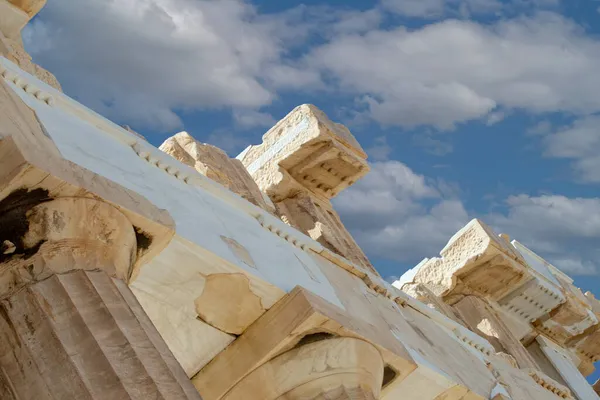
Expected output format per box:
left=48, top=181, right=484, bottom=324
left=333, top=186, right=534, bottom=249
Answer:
left=238, top=104, right=375, bottom=273
left=160, top=132, right=275, bottom=213
left=222, top=337, right=384, bottom=400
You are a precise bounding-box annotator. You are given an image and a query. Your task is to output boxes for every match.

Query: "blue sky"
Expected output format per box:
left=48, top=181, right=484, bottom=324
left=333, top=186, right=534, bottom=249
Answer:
left=25, top=0, right=600, bottom=350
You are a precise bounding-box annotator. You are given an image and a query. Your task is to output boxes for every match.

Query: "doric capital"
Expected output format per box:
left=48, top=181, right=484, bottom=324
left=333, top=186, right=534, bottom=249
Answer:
left=223, top=337, right=384, bottom=400
left=0, top=196, right=138, bottom=298
left=0, top=78, right=174, bottom=288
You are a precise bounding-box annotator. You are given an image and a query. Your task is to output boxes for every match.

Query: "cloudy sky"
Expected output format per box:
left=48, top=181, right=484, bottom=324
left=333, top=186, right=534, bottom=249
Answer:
left=26, top=0, right=600, bottom=298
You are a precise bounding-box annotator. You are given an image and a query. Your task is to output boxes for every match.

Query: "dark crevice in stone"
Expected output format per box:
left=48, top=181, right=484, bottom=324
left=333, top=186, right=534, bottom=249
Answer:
left=382, top=365, right=397, bottom=388
left=134, top=226, right=152, bottom=254
left=0, top=188, right=52, bottom=263
left=294, top=332, right=336, bottom=349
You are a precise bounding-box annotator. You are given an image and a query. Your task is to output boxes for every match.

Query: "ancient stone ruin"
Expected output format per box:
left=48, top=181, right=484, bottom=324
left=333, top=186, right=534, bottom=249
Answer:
left=1, top=2, right=600, bottom=399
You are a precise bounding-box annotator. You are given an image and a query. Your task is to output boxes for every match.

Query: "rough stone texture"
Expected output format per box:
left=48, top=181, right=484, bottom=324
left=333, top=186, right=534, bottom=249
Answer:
left=238, top=104, right=368, bottom=203
left=453, top=296, right=540, bottom=370
left=276, top=193, right=371, bottom=270
left=220, top=337, right=384, bottom=400
left=0, top=193, right=198, bottom=399
left=398, top=218, right=600, bottom=397
left=0, top=1, right=62, bottom=91
left=0, top=270, right=202, bottom=400
left=408, top=219, right=529, bottom=301
left=401, top=282, right=463, bottom=324
left=7, top=0, right=46, bottom=17
left=194, top=273, right=265, bottom=335
left=238, top=104, right=375, bottom=273
left=160, top=131, right=275, bottom=213
left=309, top=386, right=376, bottom=400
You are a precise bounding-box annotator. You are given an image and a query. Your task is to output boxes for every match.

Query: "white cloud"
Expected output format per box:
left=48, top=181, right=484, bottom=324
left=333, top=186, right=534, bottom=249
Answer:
left=542, top=116, right=600, bottom=183
left=24, top=0, right=306, bottom=131
left=527, top=120, right=552, bottom=135
left=335, top=163, right=600, bottom=277
left=307, top=13, right=600, bottom=129
left=486, top=110, right=507, bottom=126
left=489, top=195, right=600, bottom=275
left=334, top=161, right=469, bottom=262
left=233, top=109, right=276, bottom=128
left=366, top=136, right=393, bottom=161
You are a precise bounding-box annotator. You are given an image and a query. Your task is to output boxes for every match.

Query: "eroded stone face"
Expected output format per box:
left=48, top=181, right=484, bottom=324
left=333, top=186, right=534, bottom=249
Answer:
left=237, top=104, right=369, bottom=203
left=405, top=219, right=529, bottom=301
left=0, top=0, right=61, bottom=91
left=398, top=217, right=600, bottom=385
left=160, top=131, right=275, bottom=213
left=236, top=104, right=376, bottom=273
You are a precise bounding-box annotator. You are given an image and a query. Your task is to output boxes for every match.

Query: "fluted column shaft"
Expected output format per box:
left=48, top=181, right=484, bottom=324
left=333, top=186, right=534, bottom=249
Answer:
left=0, top=197, right=201, bottom=400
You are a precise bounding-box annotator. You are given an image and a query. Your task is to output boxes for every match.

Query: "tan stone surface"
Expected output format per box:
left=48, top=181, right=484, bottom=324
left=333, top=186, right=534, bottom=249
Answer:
left=0, top=270, right=202, bottom=400
left=0, top=78, right=61, bottom=155
left=402, top=282, right=462, bottom=323
left=0, top=75, right=201, bottom=397
left=533, top=275, right=598, bottom=347
left=0, top=198, right=137, bottom=298
left=193, top=286, right=417, bottom=400
left=160, top=131, right=275, bottom=212
left=277, top=193, right=372, bottom=270
left=194, top=273, right=266, bottom=335
left=0, top=1, right=28, bottom=39
left=490, top=361, right=571, bottom=400
left=411, top=219, right=528, bottom=301
left=0, top=163, right=196, bottom=399
left=238, top=104, right=368, bottom=202
left=238, top=104, right=375, bottom=272
left=0, top=134, right=174, bottom=280
left=453, top=296, right=540, bottom=370
left=0, top=1, right=62, bottom=90
left=222, top=337, right=384, bottom=400
left=7, top=0, right=46, bottom=17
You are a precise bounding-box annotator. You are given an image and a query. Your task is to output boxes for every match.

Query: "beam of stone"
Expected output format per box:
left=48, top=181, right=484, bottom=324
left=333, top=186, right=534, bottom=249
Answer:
left=453, top=296, right=540, bottom=370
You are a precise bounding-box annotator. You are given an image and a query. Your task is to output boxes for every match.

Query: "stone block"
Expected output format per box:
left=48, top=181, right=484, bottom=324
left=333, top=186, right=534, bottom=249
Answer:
left=160, top=131, right=275, bottom=213
left=238, top=104, right=368, bottom=202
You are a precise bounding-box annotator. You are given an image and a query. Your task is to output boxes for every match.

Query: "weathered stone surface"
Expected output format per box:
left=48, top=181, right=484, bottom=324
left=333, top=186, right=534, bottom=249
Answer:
left=276, top=193, right=372, bottom=270
left=0, top=195, right=197, bottom=399
left=238, top=104, right=368, bottom=203
left=7, top=0, right=46, bottom=17
left=221, top=337, right=384, bottom=400
left=0, top=1, right=61, bottom=90
left=0, top=270, right=201, bottom=400
left=194, top=273, right=266, bottom=335
left=160, top=131, right=275, bottom=212
left=407, top=219, right=529, bottom=301
left=238, top=104, right=375, bottom=273
left=453, top=296, right=540, bottom=370
left=401, top=282, right=462, bottom=323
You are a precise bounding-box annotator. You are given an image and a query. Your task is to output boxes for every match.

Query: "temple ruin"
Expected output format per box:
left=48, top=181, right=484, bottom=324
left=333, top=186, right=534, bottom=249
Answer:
left=1, top=1, right=599, bottom=399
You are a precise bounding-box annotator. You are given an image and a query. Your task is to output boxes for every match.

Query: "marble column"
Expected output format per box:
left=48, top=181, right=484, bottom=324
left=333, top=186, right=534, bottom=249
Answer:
left=0, top=197, right=201, bottom=400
